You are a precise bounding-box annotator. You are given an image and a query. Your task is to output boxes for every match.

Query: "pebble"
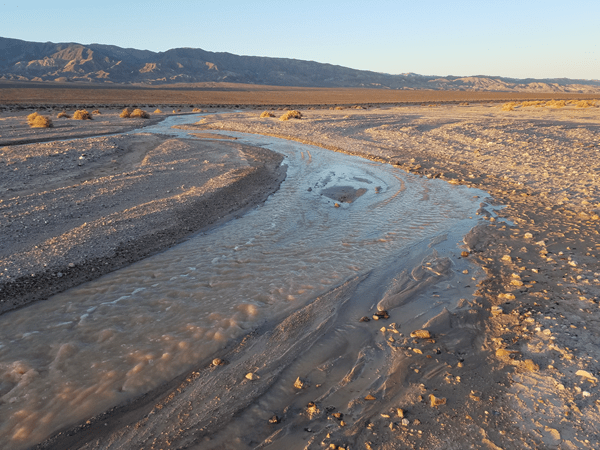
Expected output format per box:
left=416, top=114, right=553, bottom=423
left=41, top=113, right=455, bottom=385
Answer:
left=212, top=358, right=226, bottom=366
left=359, top=316, right=370, bottom=322
left=461, top=251, right=469, bottom=257
left=410, top=329, right=431, bottom=339
left=294, top=377, right=307, bottom=389
left=269, top=415, right=280, bottom=424
left=365, top=394, right=376, bottom=401
left=491, top=306, right=503, bottom=316
left=245, top=372, right=259, bottom=381
left=401, top=418, right=410, bottom=426
left=429, top=394, right=447, bottom=407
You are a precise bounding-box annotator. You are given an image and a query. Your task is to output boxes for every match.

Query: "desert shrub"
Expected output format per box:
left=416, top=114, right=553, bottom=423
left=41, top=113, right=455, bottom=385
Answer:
left=154, top=108, right=162, bottom=114
left=279, top=110, right=302, bottom=121
left=73, top=109, right=92, bottom=120
left=130, top=108, right=150, bottom=119
left=92, top=109, right=101, bottom=115
left=57, top=111, right=70, bottom=118
left=29, top=114, right=53, bottom=128
left=545, top=100, right=566, bottom=108
left=120, top=108, right=132, bottom=118
left=260, top=111, right=275, bottom=118
left=501, top=102, right=516, bottom=111
left=334, top=106, right=344, bottom=110
left=27, top=112, right=40, bottom=123
left=575, top=100, right=596, bottom=108
left=192, top=108, right=206, bottom=113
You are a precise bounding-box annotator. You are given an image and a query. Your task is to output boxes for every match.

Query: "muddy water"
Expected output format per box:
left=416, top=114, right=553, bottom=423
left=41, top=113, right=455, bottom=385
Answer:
left=0, top=116, right=488, bottom=448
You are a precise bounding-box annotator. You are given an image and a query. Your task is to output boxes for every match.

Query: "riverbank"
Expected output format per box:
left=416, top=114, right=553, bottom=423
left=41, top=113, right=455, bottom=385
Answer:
left=0, top=109, right=286, bottom=313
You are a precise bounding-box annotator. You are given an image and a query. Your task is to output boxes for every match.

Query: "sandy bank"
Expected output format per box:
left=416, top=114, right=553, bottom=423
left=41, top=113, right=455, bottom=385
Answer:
left=0, top=113, right=286, bottom=314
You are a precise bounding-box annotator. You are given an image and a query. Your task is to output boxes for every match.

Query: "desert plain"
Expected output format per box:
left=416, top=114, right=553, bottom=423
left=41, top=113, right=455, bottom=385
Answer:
left=1, top=88, right=600, bottom=449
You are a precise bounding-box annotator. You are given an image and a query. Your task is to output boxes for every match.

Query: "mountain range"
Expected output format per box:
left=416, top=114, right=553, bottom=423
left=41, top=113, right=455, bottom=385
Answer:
left=1, top=37, right=599, bottom=93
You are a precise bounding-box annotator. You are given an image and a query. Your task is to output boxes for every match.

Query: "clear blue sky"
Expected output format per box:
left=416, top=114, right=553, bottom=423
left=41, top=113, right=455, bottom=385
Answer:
left=2, top=0, right=599, bottom=80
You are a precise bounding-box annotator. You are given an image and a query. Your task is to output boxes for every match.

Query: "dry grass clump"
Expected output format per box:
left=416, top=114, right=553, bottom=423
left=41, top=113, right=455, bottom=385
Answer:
left=545, top=100, right=566, bottom=108
left=154, top=108, right=162, bottom=114
left=57, top=111, right=70, bottom=118
left=92, top=109, right=101, bottom=115
left=260, top=111, right=275, bottom=118
left=501, top=102, right=516, bottom=111
left=279, top=110, right=302, bottom=121
left=120, top=108, right=133, bottom=118
left=575, top=100, right=597, bottom=108
left=130, top=108, right=150, bottom=119
left=73, top=109, right=92, bottom=120
left=27, top=112, right=53, bottom=128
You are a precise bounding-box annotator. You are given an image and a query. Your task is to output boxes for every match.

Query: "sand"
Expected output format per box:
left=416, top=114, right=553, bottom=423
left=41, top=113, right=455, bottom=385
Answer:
left=2, top=101, right=600, bottom=449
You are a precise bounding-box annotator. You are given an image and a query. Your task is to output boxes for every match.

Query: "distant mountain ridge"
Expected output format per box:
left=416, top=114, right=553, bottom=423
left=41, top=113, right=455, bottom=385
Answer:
left=1, top=37, right=599, bottom=93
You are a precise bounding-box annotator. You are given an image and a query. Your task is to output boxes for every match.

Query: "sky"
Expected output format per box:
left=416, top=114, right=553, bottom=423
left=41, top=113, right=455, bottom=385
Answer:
left=1, top=0, right=599, bottom=80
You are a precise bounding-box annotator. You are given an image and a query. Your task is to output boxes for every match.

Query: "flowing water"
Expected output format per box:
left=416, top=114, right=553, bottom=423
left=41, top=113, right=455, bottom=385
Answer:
left=0, top=115, right=489, bottom=448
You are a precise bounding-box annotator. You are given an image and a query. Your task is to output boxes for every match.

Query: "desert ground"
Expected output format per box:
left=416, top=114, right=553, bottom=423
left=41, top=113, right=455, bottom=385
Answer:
left=1, top=95, right=600, bottom=449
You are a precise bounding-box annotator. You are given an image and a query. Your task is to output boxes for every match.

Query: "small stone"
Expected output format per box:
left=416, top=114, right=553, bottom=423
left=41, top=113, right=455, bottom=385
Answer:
left=429, top=394, right=446, bottom=407
left=340, top=420, right=346, bottom=427
left=212, top=358, right=225, bottom=366
left=334, top=203, right=340, bottom=208
left=470, top=390, right=481, bottom=401
left=524, top=232, right=533, bottom=239
left=501, top=255, right=512, bottom=262
left=68, top=263, right=75, bottom=268
left=401, top=418, right=410, bottom=426
left=461, top=251, right=469, bottom=257
left=410, top=329, right=431, bottom=339
left=396, top=408, right=405, bottom=418
left=359, top=316, right=370, bottom=322
left=306, top=402, right=320, bottom=419
left=372, top=315, right=380, bottom=321
left=576, top=369, right=598, bottom=383
left=269, top=415, right=280, bottom=424
left=375, top=310, right=390, bottom=319
left=365, top=394, right=376, bottom=401
left=245, top=372, right=259, bottom=381
left=491, top=306, right=503, bottom=316
left=413, top=348, right=423, bottom=354
left=294, top=377, right=307, bottom=389
left=332, top=412, right=343, bottom=420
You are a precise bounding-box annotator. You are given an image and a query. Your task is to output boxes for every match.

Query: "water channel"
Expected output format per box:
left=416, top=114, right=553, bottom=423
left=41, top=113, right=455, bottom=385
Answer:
left=0, top=115, right=490, bottom=448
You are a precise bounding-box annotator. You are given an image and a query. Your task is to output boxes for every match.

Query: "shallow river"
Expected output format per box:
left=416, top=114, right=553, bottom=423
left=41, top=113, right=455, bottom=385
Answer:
left=0, top=115, right=489, bottom=448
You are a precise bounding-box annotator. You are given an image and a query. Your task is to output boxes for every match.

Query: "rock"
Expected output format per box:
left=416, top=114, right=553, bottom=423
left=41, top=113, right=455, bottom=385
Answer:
left=576, top=369, right=598, bottom=383
left=401, top=418, right=410, bottom=426
left=397, top=408, right=405, bottom=418
left=359, top=316, right=370, bottom=322
left=501, top=255, right=512, bottom=262
left=334, top=203, right=340, bottom=208
left=522, top=359, right=539, bottom=372
left=294, top=377, right=307, bottom=389
left=498, top=293, right=515, bottom=300
left=470, top=390, right=482, bottom=401
left=68, top=262, right=75, bottom=268
left=306, top=402, right=320, bottom=419
left=410, top=329, right=431, bottom=339
left=461, top=251, right=469, bottom=257
left=245, top=372, right=259, bottom=381
left=212, top=358, right=226, bottom=366
left=491, top=306, right=503, bottom=316
left=429, top=394, right=446, bottom=407
left=332, top=412, right=343, bottom=420
left=269, top=415, right=280, bottom=424
left=374, top=310, right=390, bottom=319
left=365, top=394, right=376, bottom=401
left=524, top=232, right=533, bottom=239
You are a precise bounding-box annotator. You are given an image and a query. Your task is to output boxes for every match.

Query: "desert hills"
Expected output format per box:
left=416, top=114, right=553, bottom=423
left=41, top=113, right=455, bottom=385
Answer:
left=1, top=37, right=599, bottom=92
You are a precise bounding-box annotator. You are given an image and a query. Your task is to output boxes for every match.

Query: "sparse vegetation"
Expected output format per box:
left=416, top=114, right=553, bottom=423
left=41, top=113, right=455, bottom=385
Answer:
left=27, top=112, right=53, bottom=128
left=120, top=108, right=133, bottom=118
left=92, top=110, right=101, bottom=115
left=279, top=110, right=302, bottom=121
left=57, top=111, right=70, bottom=118
left=501, top=102, right=516, bottom=111
left=575, top=100, right=597, bottom=108
left=130, top=108, right=150, bottom=119
left=73, top=109, right=92, bottom=120
left=334, top=106, right=345, bottom=110
left=154, top=108, right=162, bottom=114
left=192, top=108, right=206, bottom=113
left=545, top=100, right=566, bottom=108
left=260, top=111, right=275, bottom=118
